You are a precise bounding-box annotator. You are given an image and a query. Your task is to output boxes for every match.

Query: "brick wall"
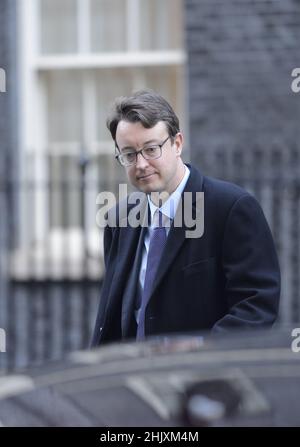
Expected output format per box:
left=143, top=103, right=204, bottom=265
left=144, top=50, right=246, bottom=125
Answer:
left=0, top=0, right=18, bottom=247
left=184, top=0, right=300, bottom=325
left=0, top=0, right=19, bottom=370
left=185, top=0, right=300, bottom=164
left=0, top=0, right=18, bottom=179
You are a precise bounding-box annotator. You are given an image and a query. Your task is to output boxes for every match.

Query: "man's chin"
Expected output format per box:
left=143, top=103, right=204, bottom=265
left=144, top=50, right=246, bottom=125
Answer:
left=136, top=185, right=170, bottom=200
left=135, top=178, right=160, bottom=193
left=138, top=184, right=157, bottom=194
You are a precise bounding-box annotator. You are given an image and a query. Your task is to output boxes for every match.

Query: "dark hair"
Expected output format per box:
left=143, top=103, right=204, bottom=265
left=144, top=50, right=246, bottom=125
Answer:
left=106, top=89, right=180, bottom=142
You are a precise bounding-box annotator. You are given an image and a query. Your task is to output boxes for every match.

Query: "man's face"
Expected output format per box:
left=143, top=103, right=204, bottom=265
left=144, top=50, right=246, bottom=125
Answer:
left=115, top=120, right=184, bottom=195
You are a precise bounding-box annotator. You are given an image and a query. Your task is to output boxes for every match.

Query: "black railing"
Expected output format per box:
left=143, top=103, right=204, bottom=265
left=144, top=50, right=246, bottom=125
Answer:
left=195, top=142, right=300, bottom=327
left=0, top=144, right=300, bottom=371
left=0, top=153, right=106, bottom=372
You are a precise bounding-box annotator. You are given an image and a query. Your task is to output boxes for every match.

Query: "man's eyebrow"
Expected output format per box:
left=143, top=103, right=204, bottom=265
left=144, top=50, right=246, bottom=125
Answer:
left=119, top=145, right=135, bottom=152
left=120, top=139, right=159, bottom=151
left=143, top=139, right=159, bottom=145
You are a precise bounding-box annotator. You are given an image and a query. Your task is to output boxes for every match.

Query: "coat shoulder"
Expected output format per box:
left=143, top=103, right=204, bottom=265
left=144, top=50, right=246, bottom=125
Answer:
left=203, top=175, right=253, bottom=207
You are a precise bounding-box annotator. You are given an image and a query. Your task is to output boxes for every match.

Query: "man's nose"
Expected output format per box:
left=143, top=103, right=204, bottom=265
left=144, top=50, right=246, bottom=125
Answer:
left=135, top=151, right=149, bottom=169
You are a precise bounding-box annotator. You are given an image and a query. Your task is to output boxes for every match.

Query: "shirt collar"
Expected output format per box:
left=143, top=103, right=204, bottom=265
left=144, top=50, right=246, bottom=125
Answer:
left=147, top=164, right=190, bottom=222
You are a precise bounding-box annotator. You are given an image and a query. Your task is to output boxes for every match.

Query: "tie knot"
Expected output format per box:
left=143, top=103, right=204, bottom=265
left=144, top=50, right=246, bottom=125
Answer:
left=153, top=210, right=165, bottom=228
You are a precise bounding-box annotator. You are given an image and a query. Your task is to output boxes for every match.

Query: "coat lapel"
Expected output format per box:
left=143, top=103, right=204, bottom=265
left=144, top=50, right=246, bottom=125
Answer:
left=121, top=223, right=148, bottom=337
left=103, top=193, right=149, bottom=326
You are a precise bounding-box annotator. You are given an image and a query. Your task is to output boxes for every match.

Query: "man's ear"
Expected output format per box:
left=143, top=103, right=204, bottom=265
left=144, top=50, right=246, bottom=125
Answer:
left=174, top=132, right=183, bottom=156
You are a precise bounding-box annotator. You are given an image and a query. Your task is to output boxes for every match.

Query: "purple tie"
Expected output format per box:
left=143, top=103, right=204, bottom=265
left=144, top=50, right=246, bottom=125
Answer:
left=136, top=210, right=167, bottom=340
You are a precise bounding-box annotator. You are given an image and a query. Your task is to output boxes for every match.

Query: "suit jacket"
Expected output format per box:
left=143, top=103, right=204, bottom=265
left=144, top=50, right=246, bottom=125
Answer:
left=91, top=164, right=280, bottom=346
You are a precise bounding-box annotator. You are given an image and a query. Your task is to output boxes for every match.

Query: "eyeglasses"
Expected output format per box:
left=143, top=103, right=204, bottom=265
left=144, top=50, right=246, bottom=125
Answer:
left=115, top=135, right=172, bottom=167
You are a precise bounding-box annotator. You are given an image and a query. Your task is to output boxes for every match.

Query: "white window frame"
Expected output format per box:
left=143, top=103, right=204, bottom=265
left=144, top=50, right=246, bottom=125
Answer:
left=15, top=0, right=186, bottom=279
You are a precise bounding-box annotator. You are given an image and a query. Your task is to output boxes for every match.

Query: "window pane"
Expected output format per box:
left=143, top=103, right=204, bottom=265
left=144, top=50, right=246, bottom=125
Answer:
left=94, top=65, right=184, bottom=141
left=139, top=0, right=183, bottom=51
left=44, top=71, right=83, bottom=143
left=40, top=0, right=77, bottom=54
left=94, top=153, right=127, bottom=193
left=49, top=155, right=82, bottom=227
left=143, top=65, right=184, bottom=124
left=49, top=153, right=127, bottom=229
left=95, top=68, right=132, bottom=141
left=91, top=0, right=127, bottom=52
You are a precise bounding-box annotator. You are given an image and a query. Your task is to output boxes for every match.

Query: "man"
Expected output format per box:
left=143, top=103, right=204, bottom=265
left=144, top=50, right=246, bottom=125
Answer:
left=91, top=90, right=280, bottom=346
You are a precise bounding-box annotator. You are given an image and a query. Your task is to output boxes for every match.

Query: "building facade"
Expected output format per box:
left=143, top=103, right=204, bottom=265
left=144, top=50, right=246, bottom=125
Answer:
left=1, top=0, right=300, bottom=371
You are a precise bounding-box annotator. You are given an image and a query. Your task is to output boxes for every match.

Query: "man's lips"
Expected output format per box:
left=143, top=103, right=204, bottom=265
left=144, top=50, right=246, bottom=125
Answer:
left=137, top=173, right=157, bottom=180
